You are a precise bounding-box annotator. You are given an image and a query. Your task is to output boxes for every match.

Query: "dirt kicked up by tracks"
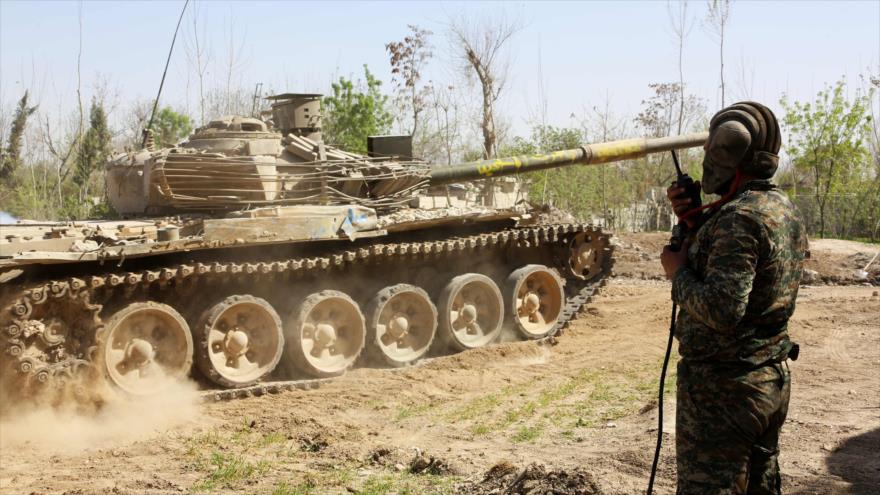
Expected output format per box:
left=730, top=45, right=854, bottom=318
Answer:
left=2, top=244, right=879, bottom=494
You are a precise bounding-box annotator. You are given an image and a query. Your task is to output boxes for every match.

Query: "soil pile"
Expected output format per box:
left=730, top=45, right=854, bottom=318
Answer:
left=457, top=462, right=603, bottom=495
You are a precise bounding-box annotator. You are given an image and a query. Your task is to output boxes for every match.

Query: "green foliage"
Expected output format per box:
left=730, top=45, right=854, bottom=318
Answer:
left=501, top=125, right=605, bottom=220
left=149, top=106, right=193, bottom=147
left=322, top=65, right=393, bottom=153
left=75, top=99, right=111, bottom=189
left=781, top=79, right=877, bottom=239
left=0, top=91, right=38, bottom=184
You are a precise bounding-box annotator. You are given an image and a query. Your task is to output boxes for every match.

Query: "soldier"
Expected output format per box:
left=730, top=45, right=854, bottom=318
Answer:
left=660, top=102, right=807, bottom=494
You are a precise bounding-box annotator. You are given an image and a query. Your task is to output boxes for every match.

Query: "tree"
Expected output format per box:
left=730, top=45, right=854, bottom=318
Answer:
left=503, top=125, right=600, bottom=219
left=0, top=91, right=39, bottom=184
left=149, top=107, right=193, bottom=148
left=74, top=99, right=111, bottom=198
left=184, top=1, right=211, bottom=125
left=704, top=0, right=733, bottom=106
left=386, top=25, right=433, bottom=138
left=448, top=14, right=521, bottom=159
left=322, top=65, right=393, bottom=154
left=668, top=0, right=694, bottom=134
left=424, top=84, right=464, bottom=165
left=781, top=79, right=874, bottom=238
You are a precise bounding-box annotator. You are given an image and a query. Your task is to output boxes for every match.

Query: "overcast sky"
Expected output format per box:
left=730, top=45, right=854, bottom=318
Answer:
left=1, top=0, right=878, bottom=137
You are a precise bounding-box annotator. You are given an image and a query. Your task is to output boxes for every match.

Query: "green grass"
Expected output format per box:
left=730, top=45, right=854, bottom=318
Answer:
left=192, top=452, right=270, bottom=491
left=260, top=431, right=288, bottom=447
left=446, top=392, right=503, bottom=421
left=512, top=424, right=543, bottom=443
left=272, top=480, right=317, bottom=495
left=395, top=401, right=436, bottom=421
left=451, top=359, right=681, bottom=440
left=182, top=358, right=679, bottom=493
left=349, top=472, right=459, bottom=495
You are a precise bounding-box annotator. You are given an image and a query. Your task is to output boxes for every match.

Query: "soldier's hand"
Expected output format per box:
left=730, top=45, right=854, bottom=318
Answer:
left=667, top=182, right=700, bottom=227
left=661, top=243, right=688, bottom=280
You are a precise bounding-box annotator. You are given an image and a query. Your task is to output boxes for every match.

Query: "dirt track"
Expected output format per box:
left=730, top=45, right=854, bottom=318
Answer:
left=1, top=237, right=878, bottom=494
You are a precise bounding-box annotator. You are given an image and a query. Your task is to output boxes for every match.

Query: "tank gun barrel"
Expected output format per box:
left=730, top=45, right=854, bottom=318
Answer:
left=428, top=132, right=709, bottom=185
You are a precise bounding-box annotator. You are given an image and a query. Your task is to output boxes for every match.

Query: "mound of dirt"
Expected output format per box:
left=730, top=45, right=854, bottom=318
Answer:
left=613, top=232, right=880, bottom=285
left=804, top=239, right=880, bottom=285
left=456, top=462, right=603, bottom=495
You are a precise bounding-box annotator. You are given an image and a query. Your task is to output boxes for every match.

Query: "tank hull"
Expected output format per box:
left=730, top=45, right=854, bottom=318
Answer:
left=0, top=210, right=613, bottom=405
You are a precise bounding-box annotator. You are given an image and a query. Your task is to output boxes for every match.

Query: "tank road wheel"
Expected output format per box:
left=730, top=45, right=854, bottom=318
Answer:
left=568, top=232, right=605, bottom=280
left=101, top=302, right=193, bottom=395
left=286, top=290, right=366, bottom=378
left=365, top=284, right=437, bottom=367
left=505, top=265, right=565, bottom=339
left=193, top=295, right=284, bottom=388
left=437, top=273, right=504, bottom=352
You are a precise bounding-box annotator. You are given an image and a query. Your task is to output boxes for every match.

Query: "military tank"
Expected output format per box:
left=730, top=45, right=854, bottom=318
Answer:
left=0, top=93, right=707, bottom=403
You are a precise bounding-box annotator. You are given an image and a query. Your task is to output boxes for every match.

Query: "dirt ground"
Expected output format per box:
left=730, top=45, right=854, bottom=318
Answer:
left=1, top=234, right=878, bottom=495
left=614, top=232, right=880, bottom=285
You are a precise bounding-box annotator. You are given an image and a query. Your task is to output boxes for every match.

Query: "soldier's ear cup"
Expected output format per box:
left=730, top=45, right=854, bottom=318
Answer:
left=743, top=101, right=781, bottom=154
left=708, top=101, right=781, bottom=180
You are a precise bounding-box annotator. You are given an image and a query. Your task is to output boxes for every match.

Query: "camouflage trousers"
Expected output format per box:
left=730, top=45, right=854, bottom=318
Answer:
left=676, top=359, right=791, bottom=495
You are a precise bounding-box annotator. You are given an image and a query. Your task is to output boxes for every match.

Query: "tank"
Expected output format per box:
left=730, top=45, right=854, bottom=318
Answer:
left=0, top=93, right=708, bottom=404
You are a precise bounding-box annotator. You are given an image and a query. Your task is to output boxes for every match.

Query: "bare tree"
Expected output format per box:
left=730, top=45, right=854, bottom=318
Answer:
left=704, top=0, right=733, bottom=106
left=184, top=1, right=211, bottom=125
left=386, top=25, right=433, bottom=138
left=424, top=83, right=463, bottom=165
left=734, top=51, right=756, bottom=101
left=217, top=16, right=249, bottom=117
left=447, top=13, right=521, bottom=159
left=589, top=94, right=627, bottom=226
left=668, top=0, right=694, bottom=134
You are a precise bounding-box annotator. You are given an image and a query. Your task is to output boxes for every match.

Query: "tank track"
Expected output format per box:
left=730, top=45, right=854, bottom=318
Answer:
left=1, top=223, right=614, bottom=402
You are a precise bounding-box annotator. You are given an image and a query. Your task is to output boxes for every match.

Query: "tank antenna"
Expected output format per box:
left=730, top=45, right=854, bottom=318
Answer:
left=142, top=0, right=191, bottom=149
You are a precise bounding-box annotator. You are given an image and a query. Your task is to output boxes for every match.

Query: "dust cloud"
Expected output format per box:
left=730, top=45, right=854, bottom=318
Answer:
left=514, top=345, right=552, bottom=366
left=0, top=376, right=203, bottom=455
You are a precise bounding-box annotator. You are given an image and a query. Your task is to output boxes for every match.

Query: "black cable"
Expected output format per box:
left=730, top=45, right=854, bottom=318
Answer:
left=647, top=303, right=677, bottom=494
left=142, top=0, right=190, bottom=148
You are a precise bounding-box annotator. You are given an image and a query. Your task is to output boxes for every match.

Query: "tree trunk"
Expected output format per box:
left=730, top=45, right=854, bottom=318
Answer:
left=480, top=83, right=496, bottom=159
left=719, top=25, right=725, bottom=106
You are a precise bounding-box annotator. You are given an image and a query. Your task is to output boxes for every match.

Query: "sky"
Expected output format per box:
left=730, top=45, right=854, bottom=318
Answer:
left=1, top=0, right=878, bottom=139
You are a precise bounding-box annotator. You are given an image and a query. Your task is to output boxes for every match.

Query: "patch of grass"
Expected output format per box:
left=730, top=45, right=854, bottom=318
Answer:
left=357, top=475, right=395, bottom=495
left=447, top=393, right=502, bottom=421
left=185, top=429, right=223, bottom=459
left=500, top=400, right=537, bottom=429
left=192, top=451, right=270, bottom=491
left=395, top=401, right=436, bottom=421
left=589, top=381, right=614, bottom=401
left=512, top=424, right=542, bottom=443
left=260, top=431, right=288, bottom=448
left=471, top=422, right=492, bottom=436
left=327, top=467, right=355, bottom=485
left=463, top=370, right=605, bottom=436
left=350, top=472, right=459, bottom=495
left=272, top=480, right=316, bottom=495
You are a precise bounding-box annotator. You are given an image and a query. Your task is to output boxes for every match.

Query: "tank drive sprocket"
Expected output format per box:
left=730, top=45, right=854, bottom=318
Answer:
left=1, top=281, right=103, bottom=392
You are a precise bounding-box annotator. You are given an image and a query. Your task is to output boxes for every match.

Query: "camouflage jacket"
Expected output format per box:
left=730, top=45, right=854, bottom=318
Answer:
left=672, top=180, right=807, bottom=367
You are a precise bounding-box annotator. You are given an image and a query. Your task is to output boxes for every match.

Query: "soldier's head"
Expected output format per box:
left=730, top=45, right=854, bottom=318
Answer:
left=702, top=101, right=781, bottom=194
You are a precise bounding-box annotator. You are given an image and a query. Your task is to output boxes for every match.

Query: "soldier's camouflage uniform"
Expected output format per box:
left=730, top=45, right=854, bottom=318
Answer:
left=671, top=180, right=807, bottom=494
